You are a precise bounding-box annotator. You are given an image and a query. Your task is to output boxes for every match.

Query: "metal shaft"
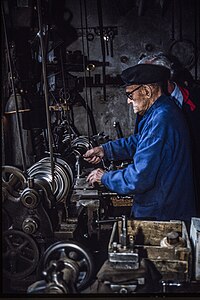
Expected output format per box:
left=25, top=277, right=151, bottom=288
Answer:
left=36, top=0, right=55, bottom=191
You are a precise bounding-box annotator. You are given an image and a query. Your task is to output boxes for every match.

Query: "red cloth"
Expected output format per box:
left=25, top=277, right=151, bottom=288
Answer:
left=178, top=86, right=196, bottom=111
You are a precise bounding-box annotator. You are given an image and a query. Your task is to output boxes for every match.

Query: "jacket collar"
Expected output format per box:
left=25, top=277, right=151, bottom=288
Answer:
left=142, top=94, right=167, bottom=120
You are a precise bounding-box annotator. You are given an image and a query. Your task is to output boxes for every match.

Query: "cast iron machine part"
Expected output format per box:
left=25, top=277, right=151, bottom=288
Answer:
left=108, top=215, right=139, bottom=270
left=2, top=168, right=56, bottom=284
left=2, top=165, right=27, bottom=203
left=93, top=216, right=163, bottom=293
left=96, top=215, right=131, bottom=249
left=3, top=229, right=40, bottom=280
left=2, top=166, right=54, bottom=235
left=2, top=163, right=68, bottom=233
left=27, top=241, right=95, bottom=294
left=2, top=158, right=73, bottom=282
left=27, top=157, right=73, bottom=204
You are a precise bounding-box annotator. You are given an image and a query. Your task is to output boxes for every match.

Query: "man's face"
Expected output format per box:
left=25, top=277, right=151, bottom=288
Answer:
left=126, top=84, right=151, bottom=115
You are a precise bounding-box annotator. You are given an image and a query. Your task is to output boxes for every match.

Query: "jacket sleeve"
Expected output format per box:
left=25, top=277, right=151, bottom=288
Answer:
left=101, top=129, right=170, bottom=195
left=102, top=135, right=138, bottom=161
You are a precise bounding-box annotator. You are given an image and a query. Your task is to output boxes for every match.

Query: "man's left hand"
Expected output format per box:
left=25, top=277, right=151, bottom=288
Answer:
left=86, top=168, right=105, bottom=186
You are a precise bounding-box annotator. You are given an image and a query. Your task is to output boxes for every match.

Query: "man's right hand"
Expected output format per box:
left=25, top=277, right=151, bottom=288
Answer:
left=83, top=146, right=104, bottom=164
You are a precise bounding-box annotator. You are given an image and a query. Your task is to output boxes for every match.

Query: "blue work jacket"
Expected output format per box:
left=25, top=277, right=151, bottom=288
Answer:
left=101, top=94, right=196, bottom=221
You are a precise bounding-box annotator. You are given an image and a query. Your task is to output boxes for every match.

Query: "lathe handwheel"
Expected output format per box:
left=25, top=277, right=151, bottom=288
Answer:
left=2, top=166, right=27, bottom=199
left=3, top=230, right=39, bottom=280
left=39, top=241, right=94, bottom=291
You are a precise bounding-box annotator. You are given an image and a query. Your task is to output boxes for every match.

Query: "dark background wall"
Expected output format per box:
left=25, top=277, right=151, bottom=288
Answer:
left=1, top=0, right=200, bottom=167
left=66, top=0, right=200, bottom=138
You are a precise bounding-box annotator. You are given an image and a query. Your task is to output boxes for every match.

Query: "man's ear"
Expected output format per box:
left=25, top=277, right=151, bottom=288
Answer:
left=141, top=85, right=152, bottom=98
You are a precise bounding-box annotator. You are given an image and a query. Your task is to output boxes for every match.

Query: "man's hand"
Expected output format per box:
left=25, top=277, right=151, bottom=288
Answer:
left=83, top=146, right=104, bottom=164
left=86, top=168, right=105, bottom=186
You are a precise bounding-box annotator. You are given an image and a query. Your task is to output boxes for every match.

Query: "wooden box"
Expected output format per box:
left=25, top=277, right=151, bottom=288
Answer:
left=108, top=219, right=192, bottom=282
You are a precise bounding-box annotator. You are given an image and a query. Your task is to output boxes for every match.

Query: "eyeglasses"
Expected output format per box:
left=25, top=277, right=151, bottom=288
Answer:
left=125, top=85, right=143, bottom=100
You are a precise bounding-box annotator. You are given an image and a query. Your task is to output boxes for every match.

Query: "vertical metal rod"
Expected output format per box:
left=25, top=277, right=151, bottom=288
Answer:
left=121, top=215, right=127, bottom=248
left=36, top=0, right=55, bottom=191
left=97, top=0, right=106, bottom=102
left=59, top=47, right=72, bottom=142
left=83, top=0, right=93, bottom=113
left=1, top=3, right=27, bottom=174
left=79, top=0, right=91, bottom=142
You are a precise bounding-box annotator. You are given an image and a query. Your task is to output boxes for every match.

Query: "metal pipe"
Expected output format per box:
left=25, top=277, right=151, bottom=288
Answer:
left=1, top=2, right=27, bottom=174
left=36, top=0, right=55, bottom=191
left=108, top=221, right=117, bottom=251
left=83, top=0, right=94, bottom=113
left=79, top=0, right=91, bottom=142
left=97, top=0, right=106, bottom=102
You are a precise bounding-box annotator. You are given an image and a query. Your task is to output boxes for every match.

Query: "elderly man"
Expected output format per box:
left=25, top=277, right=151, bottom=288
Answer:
left=83, top=64, right=196, bottom=221
left=138, top=53, right=200, bottom=218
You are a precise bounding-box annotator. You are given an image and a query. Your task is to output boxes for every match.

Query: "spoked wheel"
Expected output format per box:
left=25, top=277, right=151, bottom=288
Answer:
left=2, top=166, right=27, bottom=201
left=40, top=241, right=95, bottom=291
left=3, top=230, right=39, bottom=280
